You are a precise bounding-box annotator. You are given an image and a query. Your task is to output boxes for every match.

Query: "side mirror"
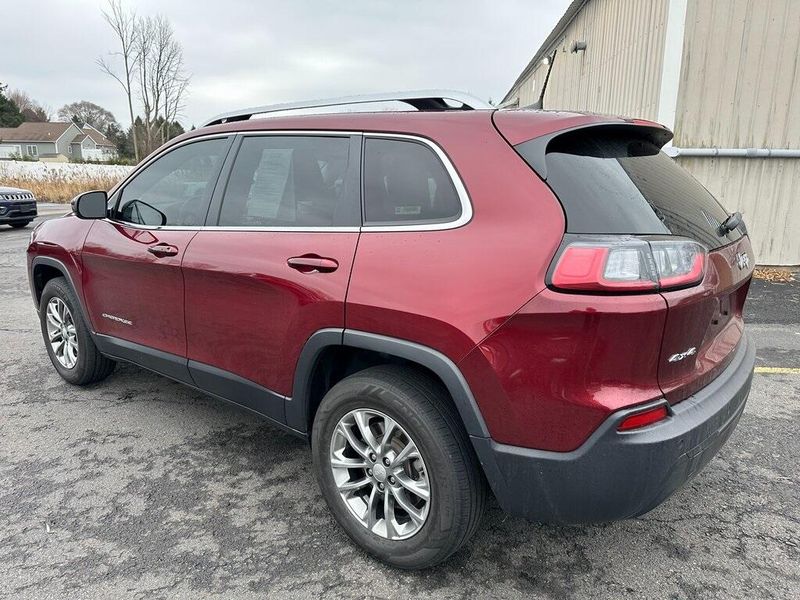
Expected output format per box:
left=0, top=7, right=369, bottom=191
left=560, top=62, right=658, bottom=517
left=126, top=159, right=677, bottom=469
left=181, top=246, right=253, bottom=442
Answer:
left=71, top=190, right=108, bottom=220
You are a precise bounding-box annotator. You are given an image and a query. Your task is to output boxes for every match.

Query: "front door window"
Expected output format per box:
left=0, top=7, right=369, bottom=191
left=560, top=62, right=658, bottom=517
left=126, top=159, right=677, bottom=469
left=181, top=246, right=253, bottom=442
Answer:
left=115, top=137, right=231, bottom=227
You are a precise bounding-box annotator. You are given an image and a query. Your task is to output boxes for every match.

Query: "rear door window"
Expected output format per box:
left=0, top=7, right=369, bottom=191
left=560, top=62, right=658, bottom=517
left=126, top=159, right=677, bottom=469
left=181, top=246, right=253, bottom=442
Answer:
left=219, top=135, right=357, bottom=228
left=363, top=137, right=461, bottom=225
left=515, top=127, right=744, bottom=249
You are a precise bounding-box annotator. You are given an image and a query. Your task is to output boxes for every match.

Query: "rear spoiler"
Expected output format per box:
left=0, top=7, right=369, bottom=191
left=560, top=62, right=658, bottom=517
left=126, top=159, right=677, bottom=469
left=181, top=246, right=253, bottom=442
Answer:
left=513, top=122, right=673, bottom=180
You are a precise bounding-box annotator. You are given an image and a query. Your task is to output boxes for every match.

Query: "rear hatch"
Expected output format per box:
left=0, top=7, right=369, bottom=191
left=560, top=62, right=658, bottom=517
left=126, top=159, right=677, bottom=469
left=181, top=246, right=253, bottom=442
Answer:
left=510, top=121, right=754, bottom=405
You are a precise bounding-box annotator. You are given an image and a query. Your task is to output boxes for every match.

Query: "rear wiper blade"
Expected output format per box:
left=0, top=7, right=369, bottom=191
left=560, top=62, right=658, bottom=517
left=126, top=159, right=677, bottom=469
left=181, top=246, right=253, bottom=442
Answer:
left=718, top=211, right=743, bottom=235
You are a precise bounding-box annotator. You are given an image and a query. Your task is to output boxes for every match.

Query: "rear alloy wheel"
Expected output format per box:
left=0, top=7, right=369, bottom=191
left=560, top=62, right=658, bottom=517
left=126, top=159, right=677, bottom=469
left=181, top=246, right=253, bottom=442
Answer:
left=10, top=221, right=31, bottom=228
left=330, top=408, right=431, bottom=540
left=313, top=365, right=486, bottom=569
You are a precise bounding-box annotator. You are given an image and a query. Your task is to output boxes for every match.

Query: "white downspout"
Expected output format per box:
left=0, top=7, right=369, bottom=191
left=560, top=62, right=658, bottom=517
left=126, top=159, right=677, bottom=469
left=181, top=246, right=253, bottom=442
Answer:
left=664, top=147, right=800, bottom=158
left=656, top=0, right=688, bottom=146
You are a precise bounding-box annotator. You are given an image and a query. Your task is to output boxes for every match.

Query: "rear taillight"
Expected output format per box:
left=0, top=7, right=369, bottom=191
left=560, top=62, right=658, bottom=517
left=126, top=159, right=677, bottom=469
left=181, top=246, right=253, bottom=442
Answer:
left=650, top=239, right=706, bottom=289
left=618, top=405, right=669, bottom=431
left=551, top=237, right=706, bottom=293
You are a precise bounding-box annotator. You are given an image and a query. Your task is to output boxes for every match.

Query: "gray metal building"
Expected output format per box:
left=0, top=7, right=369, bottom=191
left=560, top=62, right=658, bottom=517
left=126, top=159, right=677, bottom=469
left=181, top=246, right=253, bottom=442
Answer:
left=502, top=0, right=800, bottom=265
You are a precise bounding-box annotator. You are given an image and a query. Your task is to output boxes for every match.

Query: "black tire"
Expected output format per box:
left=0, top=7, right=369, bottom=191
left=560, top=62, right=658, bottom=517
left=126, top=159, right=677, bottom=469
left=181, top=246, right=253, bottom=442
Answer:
left=10, top=221, right=31, bottom=228
left=39, top=277, right=116, bottom=385
left=312, top=365, right=486, bottom=569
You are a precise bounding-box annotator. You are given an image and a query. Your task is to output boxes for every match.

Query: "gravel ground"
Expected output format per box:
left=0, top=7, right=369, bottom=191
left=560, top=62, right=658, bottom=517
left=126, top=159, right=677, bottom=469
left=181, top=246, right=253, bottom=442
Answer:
left=1, top=219, right=798, bottom=600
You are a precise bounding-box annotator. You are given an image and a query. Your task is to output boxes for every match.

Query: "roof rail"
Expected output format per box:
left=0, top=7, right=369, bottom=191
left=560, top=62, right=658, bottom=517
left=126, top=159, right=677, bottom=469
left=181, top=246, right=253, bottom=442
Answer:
left=201, top=90, right=492, bottom=127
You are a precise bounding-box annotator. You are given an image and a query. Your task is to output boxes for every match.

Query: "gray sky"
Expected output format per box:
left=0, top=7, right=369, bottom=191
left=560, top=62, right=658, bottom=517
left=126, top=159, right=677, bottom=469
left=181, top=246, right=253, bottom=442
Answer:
left=4, top=0, right=569, bottom=128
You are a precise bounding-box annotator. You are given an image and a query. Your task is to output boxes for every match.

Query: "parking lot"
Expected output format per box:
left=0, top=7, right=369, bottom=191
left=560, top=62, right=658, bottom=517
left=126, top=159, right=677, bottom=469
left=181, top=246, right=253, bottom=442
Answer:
left=1, top=217, right=798, bottom=600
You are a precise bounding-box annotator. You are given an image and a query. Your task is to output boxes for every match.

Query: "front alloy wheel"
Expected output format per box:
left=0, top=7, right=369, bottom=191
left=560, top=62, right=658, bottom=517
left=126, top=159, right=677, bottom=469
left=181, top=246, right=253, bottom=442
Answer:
left=39, top=277, right=116, bottom=385
left=330, top=408, right=431, bottom=540
left=45, top=297, right=78, bottom=369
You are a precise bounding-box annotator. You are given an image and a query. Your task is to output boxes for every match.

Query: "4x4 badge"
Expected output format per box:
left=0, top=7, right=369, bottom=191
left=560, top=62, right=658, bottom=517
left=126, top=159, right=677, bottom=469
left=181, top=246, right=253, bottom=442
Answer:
left=735, top=252, right=749, bottom=270
left=668, top=347, right=697, bottom=363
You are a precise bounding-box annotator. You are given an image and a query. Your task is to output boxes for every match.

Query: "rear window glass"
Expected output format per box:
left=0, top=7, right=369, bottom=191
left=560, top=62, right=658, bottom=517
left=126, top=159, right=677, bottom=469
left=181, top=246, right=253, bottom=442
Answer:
left=515, top=128, right=743, bottom=249
left=363, top=137, right=461, bottom=224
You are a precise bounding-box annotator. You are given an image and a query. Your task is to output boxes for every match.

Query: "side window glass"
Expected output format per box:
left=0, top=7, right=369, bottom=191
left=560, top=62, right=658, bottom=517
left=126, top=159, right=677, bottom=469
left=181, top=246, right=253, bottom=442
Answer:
left=115, top=138, right=229, bottom=226
left=219, top=135, right=353, bottom=227
left=363, top=137, right=461, bottom=224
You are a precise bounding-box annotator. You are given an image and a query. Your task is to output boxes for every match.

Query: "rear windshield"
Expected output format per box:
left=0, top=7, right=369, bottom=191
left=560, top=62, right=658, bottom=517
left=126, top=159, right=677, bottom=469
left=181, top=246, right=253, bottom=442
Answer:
left=515, top=127, right=744, bottom=249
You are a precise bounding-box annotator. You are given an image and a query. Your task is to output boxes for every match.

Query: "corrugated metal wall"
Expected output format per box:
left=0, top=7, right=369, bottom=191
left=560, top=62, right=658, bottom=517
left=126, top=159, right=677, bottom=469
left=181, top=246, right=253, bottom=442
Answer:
left=512, top=0, right=669, bottom=121
left=504, top=0, right=799, bottom=264
left=676, top=0, right=800, bottom=148
left=675, top=0, right=800, bottom=264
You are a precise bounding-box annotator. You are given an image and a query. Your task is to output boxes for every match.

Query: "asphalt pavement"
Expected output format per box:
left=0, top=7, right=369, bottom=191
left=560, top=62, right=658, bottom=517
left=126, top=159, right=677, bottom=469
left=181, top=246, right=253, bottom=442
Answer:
left=1, top=217, right=798, bottom=599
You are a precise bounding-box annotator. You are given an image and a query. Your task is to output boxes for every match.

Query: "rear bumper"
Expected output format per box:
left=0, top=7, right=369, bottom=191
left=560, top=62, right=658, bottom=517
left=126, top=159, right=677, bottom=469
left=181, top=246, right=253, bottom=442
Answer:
left=472, top=331, right=755, bottom=523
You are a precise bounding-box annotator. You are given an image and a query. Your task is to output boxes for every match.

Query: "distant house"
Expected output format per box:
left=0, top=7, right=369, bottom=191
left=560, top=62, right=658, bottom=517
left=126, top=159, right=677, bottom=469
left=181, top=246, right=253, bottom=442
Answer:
left=0, top=122, right=117, bottom=162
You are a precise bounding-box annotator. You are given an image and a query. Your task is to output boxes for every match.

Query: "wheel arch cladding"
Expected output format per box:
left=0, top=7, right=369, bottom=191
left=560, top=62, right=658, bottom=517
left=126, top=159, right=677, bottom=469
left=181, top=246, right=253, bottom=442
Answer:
left=32, top=262, right=64, bottom=305
left=286, top=329, right=491, bottom=439
left=30, top=256, right=100, bottom=337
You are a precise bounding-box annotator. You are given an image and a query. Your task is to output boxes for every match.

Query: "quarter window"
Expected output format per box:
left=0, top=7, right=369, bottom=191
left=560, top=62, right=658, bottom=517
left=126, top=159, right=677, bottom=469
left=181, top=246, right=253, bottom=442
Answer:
left=363, top=137, right=461, bottom=225
left=114, top=138, right=230, bottom=227
left=219, top=135, right=354, bottom=228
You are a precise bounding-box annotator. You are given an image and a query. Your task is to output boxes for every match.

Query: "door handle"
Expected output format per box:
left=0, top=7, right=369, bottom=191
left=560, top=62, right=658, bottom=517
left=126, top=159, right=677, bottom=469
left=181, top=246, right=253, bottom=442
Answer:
left=147, top=243, right=179, bottom=258
left=287, top=255, right=339, bottom=273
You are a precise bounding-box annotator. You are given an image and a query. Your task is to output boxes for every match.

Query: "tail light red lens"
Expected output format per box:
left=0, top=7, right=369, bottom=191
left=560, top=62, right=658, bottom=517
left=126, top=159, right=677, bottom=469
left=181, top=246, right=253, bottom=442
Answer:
left=617, top=405, right=669, bottom=431
left=551, top=237, right=706, bottom=293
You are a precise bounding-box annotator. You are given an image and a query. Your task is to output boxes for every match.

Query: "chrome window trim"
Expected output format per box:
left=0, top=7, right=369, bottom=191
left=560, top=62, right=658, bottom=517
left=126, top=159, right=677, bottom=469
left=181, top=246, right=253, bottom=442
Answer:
left=100, top=221, right=363, bottom=233
left=106, top=129, right=472, bottom=233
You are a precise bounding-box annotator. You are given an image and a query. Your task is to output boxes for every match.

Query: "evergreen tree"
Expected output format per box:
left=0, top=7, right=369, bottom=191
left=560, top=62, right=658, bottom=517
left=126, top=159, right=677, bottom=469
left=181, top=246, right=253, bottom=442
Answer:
left=105, top=122, right=134, bottom=159
left=0, top=83, right=24, bottom=128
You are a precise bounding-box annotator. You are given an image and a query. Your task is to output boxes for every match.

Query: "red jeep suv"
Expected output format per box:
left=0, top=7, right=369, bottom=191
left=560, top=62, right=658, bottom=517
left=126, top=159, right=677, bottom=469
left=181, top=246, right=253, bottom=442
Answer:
left=27, top=91, right=755, bottom=569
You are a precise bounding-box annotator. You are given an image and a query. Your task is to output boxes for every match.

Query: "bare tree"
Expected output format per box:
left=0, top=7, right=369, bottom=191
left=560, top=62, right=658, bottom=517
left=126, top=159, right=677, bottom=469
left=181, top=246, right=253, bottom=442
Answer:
left=57, top=100, right=119, bottom=131
left=7, top=89, right=32, bottom=112
left=163, top=75, right=189, bottom=143
left=134, top=15, right=155, bottom=155
left=135, top=15, right=190, bottom=154
left=97, top=0, right=140, bottom=161
left=7, top=89, right=51, bottom=122
left=157, top=35, right=190, bottom=145
left=97, top=1, right=189, bottom=158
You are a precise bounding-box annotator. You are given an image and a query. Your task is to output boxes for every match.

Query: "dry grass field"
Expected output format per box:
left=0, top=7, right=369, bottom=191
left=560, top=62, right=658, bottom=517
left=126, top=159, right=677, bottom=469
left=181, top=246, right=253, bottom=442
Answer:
left=0, top=161, right=134, bottom=203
